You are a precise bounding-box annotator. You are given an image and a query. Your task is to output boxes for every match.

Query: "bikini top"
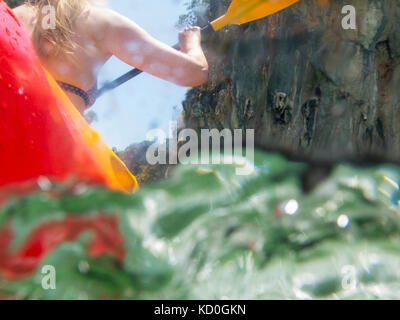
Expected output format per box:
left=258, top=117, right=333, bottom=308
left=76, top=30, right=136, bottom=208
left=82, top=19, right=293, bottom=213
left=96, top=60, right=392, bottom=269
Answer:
left=57, top=81, right=98, bottom=109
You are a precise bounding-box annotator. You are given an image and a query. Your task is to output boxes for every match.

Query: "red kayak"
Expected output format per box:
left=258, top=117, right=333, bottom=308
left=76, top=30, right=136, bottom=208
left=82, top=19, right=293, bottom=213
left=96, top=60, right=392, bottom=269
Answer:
left=0, top=0, right=138, bottom=194
left=0, top=0, right=138, bottom=281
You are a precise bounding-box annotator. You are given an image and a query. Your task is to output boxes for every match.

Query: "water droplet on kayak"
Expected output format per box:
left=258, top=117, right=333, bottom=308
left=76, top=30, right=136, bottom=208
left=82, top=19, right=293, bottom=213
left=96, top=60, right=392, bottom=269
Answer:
left=0, top=75, right=11, bottom=88
left=37, top=176, right=52, bottom=191
left=1, top=102, right=7, bottom=111
left=18, top=88, right=23, bottom=95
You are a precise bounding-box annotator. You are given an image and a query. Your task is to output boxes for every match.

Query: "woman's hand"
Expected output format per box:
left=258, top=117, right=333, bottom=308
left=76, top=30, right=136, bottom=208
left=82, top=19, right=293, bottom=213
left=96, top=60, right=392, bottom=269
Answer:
left=179, top=26, right=202, bottom=53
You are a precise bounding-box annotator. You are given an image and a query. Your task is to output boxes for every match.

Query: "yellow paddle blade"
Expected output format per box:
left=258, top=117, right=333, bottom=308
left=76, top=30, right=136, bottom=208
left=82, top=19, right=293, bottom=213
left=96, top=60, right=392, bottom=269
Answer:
left=211, top=0, right=300, bottom=31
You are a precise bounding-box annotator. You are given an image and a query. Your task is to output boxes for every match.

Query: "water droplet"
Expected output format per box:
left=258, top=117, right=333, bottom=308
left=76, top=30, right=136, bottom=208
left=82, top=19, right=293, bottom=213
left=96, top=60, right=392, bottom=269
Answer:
left=78, top=261, right=90, bottom=274
left=18, top=88, right=23, bottom=95
left=282, top=199, right=299, bottom=215
left=337, top=214, right=350, bottom=228
left=126, top=40, right=140, bottom=52
left=37, top=176, right=52, bottom=191
left=74, top=183, right=89, bottom=195
left=315, top=207, right=325, bottom=217
left=383, top=175, right=399, bottom=190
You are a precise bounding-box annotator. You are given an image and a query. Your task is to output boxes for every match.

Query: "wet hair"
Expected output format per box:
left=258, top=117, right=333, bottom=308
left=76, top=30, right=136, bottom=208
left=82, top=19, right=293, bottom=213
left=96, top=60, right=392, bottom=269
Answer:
left=26, top=0, right=91, bottom=56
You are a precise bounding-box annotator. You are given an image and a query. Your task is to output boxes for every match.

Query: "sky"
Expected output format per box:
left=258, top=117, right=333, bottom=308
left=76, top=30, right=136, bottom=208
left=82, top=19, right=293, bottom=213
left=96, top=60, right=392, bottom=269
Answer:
left=90, top=0, right=189, bottom=150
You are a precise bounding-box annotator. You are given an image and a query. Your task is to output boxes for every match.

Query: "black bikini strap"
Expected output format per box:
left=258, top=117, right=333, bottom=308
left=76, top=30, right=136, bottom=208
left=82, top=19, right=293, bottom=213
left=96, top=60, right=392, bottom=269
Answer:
left=57, top=81, right=98, bottom=108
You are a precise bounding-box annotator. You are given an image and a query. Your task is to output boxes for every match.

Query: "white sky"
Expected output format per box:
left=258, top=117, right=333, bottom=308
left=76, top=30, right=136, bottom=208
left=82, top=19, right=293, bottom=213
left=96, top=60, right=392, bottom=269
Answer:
left=91, top=0, right=189, bottom=150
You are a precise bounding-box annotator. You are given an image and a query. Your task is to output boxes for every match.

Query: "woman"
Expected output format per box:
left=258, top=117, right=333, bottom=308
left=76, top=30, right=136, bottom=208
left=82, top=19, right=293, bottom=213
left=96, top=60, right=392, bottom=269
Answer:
left=12, top=0, right=209, bottom=113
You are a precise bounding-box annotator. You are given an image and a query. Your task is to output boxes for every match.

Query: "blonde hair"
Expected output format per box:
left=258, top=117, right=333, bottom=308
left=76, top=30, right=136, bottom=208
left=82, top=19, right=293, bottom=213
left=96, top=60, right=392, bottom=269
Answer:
left=27, top=0, right=91, bottom=56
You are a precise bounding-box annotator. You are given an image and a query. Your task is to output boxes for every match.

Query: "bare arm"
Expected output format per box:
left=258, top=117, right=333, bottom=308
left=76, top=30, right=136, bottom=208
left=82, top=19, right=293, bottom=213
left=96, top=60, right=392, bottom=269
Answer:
left=95, top=8, right=208, bottom=87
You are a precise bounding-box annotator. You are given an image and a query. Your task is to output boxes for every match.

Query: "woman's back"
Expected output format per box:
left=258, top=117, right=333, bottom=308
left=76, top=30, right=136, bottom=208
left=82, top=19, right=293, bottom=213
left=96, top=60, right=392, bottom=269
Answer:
left=13, top=4, right=112, bottom=111
left=13, top=1, right=208, bottom=113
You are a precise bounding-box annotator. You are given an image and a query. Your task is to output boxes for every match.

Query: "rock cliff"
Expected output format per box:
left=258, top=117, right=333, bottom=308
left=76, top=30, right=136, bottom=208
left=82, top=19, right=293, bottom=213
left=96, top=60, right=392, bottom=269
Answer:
left=183, top=0, right=400, bottom=163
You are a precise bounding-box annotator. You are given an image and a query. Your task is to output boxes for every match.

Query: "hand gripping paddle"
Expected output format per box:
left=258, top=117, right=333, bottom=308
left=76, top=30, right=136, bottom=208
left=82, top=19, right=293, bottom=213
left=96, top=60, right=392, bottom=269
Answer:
left=97, top=0, right=299, bottom=97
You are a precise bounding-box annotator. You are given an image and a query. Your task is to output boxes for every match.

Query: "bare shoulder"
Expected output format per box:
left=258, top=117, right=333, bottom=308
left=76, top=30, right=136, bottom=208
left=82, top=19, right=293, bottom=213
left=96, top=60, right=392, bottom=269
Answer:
left=78, top=6, right=122, bottom=40
left=82, top=6, right=143, bottom=49
left=83, top=6, right=122, bottom=29
left=12, top=4, right=35, bottom=24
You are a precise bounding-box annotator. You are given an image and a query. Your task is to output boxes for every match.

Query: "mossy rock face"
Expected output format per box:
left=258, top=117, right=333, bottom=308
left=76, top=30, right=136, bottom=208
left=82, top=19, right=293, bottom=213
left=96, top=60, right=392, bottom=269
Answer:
left=183, top=0, right=400, bottom=164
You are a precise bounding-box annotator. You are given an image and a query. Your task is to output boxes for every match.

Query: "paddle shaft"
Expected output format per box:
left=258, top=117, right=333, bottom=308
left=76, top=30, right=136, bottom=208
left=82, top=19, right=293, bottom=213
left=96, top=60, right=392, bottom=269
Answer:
left=96, top=23, right=213, bottom=97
